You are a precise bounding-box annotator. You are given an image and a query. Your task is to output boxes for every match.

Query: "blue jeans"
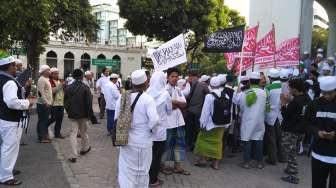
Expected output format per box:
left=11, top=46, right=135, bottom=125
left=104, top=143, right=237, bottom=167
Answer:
left=36, top=103, right=51, bottom=140
left=106, top=109, right=115, bottom=133
left=242, top=140, right=263, bottom=162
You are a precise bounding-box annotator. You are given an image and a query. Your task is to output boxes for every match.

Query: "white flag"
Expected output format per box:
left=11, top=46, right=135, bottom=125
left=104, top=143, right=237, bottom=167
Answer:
left=150, top=34, right=187, bottom=71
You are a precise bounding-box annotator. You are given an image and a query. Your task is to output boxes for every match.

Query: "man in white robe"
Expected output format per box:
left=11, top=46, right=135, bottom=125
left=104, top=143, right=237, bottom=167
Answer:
left=115, top=69, right=159, bottom=188
left=0, top=53, right=33, bottom=185
left=234, top=72, right=267, bottom=169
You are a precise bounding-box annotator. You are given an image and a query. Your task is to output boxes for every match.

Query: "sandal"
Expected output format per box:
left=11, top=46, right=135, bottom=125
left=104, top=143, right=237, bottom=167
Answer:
left=194, top=160, right=207, bottom=167
left=173, top=168, right=191, bottom=176
left=149, top=179, right=164, bottom=187
left=210, top=164, right=221, bottom=170
left=281, top=175, right=299, bottom=184
left=160, top=167, right=173, bottom=175
left=1, top=179, right=22, bottom=186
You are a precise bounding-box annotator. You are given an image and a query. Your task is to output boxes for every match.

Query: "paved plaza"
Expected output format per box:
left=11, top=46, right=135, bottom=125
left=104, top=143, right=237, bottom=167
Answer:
left=0, top=98, right=312, bottom=188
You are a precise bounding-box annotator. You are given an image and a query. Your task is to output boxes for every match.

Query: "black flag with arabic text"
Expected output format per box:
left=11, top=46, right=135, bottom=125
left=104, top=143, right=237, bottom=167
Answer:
left=203, top=25, right=245, bottom=53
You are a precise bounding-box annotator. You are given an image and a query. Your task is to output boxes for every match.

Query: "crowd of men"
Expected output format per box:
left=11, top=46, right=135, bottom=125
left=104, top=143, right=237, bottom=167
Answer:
left=0, top=47, right=335, bottom=187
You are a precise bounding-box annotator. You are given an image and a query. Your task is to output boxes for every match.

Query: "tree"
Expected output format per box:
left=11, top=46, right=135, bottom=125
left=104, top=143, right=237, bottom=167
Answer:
left=118, top=0, right=245, bottom=73
left=0, top=0, right=99, bottom=78
left=311, top=26, right=328, bottom=57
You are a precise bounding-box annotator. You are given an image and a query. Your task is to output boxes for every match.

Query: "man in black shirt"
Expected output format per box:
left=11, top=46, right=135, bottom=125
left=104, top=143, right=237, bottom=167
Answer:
left=305, top=76, right=336, bottom=188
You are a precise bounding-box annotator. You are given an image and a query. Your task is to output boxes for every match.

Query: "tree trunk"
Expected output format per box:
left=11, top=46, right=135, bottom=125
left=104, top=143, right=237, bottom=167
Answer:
left=26, top=43, right=39, bottom=80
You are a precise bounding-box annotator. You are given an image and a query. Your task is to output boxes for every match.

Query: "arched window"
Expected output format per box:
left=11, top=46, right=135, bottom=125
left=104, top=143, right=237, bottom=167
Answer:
left=112, top=55, right=121, bottom=74
left=97, top=54, right=106, bottom=59
left=80, top=53, right=91, bottom=71
left=46, top=51, right=57, bottom=68
left=64, top=52, right=75, bottom=79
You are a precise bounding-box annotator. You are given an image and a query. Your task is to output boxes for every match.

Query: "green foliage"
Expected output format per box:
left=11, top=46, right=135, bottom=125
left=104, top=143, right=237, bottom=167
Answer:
left=0, top=0, right=99, bottom=77
left=118, top=0, right=245, bottom=74
left=311, top=26, right=328, bottom=57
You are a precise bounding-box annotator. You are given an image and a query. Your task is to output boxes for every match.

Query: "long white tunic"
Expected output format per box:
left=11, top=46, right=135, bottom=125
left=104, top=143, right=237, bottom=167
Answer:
left=236, top=87, right=266, bottom=141
left=0, top=79, right=29, bottom=182
left=166, top=84, right=186, bottom=129
left=104, top=82, right=120, bottom=110
left=199, top=88, right=230, bottom=131
left=265, top=81, right=283, bottom=126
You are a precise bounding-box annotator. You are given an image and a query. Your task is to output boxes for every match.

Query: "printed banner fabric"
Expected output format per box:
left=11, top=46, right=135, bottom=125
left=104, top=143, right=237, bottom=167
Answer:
left=275, top=37, right=300, bottom=67
left=150, top=34, right=187, bottom=71
left=255, top=26, right=276, bottom=67
left=203, top=25, right=245, bottom=53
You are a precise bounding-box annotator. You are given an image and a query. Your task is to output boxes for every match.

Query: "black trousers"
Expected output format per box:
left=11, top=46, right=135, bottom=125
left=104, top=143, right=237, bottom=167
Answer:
left=265, top=120, right=285, bottom=163
left=98, top=94, right=106, bottom=118
left=47, top=106, right=64, bottom=136
left=149, top=141, right=165, bottom=184
left=312, top=157, right=336, bottom=188
left=36, top=104, right=51, bottom=140
left=185, top=112, right=200, bottom=150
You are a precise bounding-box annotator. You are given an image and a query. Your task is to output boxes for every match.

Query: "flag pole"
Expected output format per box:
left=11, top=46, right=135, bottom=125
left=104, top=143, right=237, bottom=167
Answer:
left=272, top=23, right=277, bottom=68
left=252, top=22, right=260, bottom=72
left=238, top=29, right=245, bottom=82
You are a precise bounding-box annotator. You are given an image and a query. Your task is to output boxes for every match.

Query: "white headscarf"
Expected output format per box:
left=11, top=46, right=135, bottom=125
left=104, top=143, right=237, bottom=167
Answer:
left=147, top=71, right=167, bottom=105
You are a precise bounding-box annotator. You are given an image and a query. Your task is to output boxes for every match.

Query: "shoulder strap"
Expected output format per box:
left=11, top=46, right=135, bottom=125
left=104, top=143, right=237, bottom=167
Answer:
left=187, top=81, right=198, bottom=102
left=210, top=92, right=219, bottom=99
left=131, top=92, right=143, bottom=112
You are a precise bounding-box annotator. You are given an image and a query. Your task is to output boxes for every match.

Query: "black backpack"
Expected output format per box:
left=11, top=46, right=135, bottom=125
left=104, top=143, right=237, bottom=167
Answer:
left=211, top=89, right=233, bottom=125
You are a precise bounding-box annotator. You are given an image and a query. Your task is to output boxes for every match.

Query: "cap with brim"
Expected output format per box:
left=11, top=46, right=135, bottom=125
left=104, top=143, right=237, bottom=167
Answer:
left=131, top=69, right=147, bottom=85
left=0, top=56, right=16, bottom=66
left=268, top=68, right=280, bottom=78
left=318, top=76, right=336, bottom=91
left=210, top=77, right=221, bottom=87
left=248, top=72, right=260, bottom=80
left=39, top=65, right=50, bottom=73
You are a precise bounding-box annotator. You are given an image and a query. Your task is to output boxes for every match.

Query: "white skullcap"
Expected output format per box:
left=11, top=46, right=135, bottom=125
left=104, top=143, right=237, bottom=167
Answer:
left=248, top=72, right=261, bottom=80
left=85, top=71, right=92, bottom=76
left=239, top=76, right=249, bottom=82
left=317, top=48, right=324, bottom=53
left=39, top=65, right=50, bottom=73
left=210, top=76, right=221, bottom=87
left=322, top=65, right=332, bottom=71
left=110, top=73, right=119, bottom=79
left=0, top=56, right=16, bottom=66
left=131, top=69, right=147, bottom=85
left=305, top=80, right=313, bottom=86
left=328, top=56, right=335, bottom=61
left=50, top=67, right=58, bottom=73
left=317, top=53, right=323, bottom=58
left=268, top=68, right=280, bottom=78
left=217, top=74, right=227, bottom=84
left=15, top=59, right=23, bottom=64
left=280, top=69, right=290, bottom=79
left=303, top=51, right=309, bottom=55
left=199, top=75, right=210, bottom=82
left=318, top=76, right=336, bottom=91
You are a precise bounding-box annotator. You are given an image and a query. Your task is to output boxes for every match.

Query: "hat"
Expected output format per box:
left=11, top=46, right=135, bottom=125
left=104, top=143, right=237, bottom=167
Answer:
left=318, top=76, right=336, bottom=91
left=280, top=69, right=290, bottom=79
left=328, top=56, right=335, bottom=61
left=299, top=61, right=305, bottom=68
left=268, top=68, right=280, bottom=78
left=303, top=51, right=309, bottom=55
left=0, top=49, right=16, bottom=66
left=217, top=74, right=227, bottom=84
left=131, top=69, right=147, bottom=85
left=199, top=75, right=210, bottom=82
left=39, top=65, right=50, bottom=73
left=50, top=67, right=58, bottom=73
left=305, top=80, right=313, bottom=86
left=322, top=65, right=332, bottom=71
left=317, top=48, right=324, bottom=53
left=110, top=73, right=119, bottom=79
left=317, top=53, right=323, bottom=58
left=177, top=79, right=186, bottom=87
left=210, top=76, right=221, bottom=87
left=248, top=72, right=260, bottom=80
left=239, top=76, right=249, bottom=82
left=85, top=71, right=92, bottom=76
left=14, top=59, right=23, bottom=65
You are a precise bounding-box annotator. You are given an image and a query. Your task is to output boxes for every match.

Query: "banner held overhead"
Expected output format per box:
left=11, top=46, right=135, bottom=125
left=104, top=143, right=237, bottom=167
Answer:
left=150, top=34, right=187, bottom=71
left=203, top=25, right=245, bottom=53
